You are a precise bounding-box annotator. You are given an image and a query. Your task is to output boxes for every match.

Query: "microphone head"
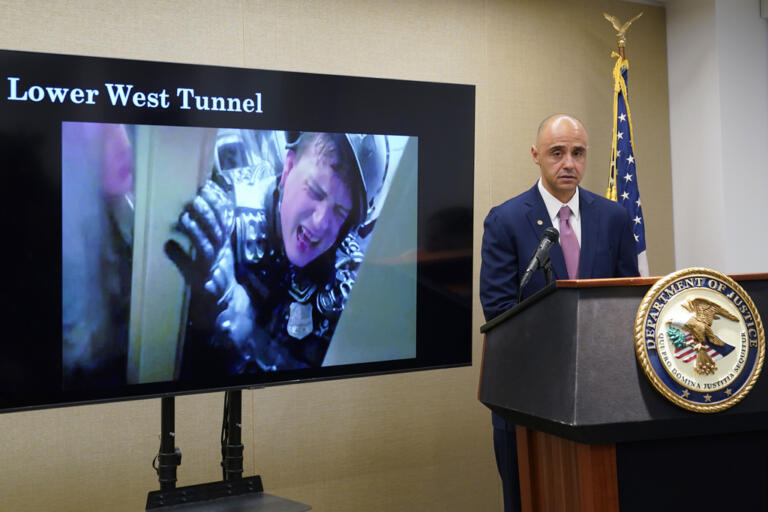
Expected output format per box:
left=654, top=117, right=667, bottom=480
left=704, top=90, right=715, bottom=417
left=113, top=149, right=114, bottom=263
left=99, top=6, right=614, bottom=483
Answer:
left=542, top=226, right=559, bottom=243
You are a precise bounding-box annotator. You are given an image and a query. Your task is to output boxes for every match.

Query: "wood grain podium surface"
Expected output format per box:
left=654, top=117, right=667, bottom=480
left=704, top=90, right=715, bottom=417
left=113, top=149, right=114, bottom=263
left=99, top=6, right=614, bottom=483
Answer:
left=556, top=272, right=768, bottom=288
left=517, top=427, right=618, bottom=512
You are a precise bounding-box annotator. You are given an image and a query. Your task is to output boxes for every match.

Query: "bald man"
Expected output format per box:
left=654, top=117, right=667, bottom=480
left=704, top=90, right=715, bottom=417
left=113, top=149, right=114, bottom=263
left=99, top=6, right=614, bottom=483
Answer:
left=479, top=114, right=638, bottom=511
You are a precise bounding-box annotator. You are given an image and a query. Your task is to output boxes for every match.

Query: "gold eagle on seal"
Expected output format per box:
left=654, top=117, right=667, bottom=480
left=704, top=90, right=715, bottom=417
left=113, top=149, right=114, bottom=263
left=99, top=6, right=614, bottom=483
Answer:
left=666, top=298, right=738, bottom=375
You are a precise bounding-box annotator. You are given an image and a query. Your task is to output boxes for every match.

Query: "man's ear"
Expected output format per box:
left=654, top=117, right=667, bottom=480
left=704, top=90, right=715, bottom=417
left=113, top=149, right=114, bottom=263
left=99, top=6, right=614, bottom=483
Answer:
left=530, top=144, right=540, bottom=165
left=280, top=149, right=296, bottom=187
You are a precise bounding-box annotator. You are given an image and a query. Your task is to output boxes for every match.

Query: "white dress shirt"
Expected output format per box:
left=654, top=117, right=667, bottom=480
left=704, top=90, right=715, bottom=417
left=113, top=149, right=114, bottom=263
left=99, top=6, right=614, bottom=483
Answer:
left=537, top=178, right=582, bottom=245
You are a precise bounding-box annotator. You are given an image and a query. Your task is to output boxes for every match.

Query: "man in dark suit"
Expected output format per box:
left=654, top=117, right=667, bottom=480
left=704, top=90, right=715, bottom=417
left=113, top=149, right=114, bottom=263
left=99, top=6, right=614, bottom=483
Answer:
left=479, top=114, right=639, bottom=511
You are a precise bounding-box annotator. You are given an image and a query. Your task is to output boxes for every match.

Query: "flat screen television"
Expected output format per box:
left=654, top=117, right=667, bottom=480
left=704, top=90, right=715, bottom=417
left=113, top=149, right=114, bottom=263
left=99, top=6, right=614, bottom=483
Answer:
left=0, top=49, right=474, bottom=412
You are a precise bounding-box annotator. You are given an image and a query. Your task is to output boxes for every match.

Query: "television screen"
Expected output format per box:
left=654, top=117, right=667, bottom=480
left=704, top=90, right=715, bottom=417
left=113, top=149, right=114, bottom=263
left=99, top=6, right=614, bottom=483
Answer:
left=0, top=49, right=474, bottom=412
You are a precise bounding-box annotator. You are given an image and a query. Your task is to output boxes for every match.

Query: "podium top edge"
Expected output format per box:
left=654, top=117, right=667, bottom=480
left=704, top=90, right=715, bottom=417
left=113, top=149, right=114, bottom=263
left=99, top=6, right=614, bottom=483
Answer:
left=556, top=276, right=657, bottom=288
left=556, top=272, right=768, bottom=289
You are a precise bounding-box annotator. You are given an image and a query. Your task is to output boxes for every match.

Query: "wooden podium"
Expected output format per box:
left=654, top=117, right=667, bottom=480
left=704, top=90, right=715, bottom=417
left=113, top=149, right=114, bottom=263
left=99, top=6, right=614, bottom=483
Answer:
left=479, top=275, right=768, bottom=511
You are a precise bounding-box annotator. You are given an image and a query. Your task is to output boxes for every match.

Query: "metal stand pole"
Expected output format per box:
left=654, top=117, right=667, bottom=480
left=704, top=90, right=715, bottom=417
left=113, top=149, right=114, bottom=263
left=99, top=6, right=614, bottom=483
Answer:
left=221, top=390, right=244, bottom=481
left=147, top=391, right=298, bottom=510
left=156, top=396, right=182, bottom=491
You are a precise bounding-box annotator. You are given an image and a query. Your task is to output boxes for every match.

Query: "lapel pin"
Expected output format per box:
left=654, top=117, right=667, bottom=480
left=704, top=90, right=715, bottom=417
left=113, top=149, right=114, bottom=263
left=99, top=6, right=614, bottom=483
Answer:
left=537, top=220, right=543, bottom=226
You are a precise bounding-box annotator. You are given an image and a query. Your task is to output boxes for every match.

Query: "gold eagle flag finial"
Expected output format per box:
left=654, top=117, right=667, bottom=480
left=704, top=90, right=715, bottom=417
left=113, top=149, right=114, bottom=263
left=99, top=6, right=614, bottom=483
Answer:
left=603, top=12, right=643, bottom=49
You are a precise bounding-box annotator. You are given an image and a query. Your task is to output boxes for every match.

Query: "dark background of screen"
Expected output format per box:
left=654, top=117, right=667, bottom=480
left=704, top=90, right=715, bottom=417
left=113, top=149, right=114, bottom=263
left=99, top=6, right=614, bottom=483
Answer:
left=0, top=49, right=474, bottom=412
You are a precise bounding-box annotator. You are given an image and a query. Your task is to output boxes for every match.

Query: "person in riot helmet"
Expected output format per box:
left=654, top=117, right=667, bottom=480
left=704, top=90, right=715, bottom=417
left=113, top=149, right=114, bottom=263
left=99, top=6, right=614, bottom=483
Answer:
left=166, top=130, right=388, bottom=375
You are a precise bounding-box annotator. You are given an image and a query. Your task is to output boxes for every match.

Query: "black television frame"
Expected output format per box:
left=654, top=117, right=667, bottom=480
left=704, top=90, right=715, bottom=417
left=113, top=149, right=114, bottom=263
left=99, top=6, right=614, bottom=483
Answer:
left=0, top=48, right=475, bottom=413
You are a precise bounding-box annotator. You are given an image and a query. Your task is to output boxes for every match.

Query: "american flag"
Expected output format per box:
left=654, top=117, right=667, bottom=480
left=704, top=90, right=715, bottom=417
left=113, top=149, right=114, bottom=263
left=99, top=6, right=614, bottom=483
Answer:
left=606, top=53, right=648, bottom=276
left=674, top=332, right=736, bottom=363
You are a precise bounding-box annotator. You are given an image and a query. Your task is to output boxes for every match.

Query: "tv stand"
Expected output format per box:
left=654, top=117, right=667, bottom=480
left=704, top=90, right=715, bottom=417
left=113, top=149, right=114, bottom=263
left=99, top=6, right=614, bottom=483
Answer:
left=146, top=391, right=310, bottom=511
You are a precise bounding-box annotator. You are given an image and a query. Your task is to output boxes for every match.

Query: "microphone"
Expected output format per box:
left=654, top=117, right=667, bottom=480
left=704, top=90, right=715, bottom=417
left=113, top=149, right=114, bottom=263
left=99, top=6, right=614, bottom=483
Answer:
left=518, top=227, right=559, bottom=300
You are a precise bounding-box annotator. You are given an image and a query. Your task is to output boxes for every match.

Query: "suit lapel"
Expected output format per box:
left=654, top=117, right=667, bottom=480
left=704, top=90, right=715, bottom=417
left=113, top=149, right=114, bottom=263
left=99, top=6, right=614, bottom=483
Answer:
left=523, top=185, right=568, bottom=280
left=578, top=188, right=598, bottom=279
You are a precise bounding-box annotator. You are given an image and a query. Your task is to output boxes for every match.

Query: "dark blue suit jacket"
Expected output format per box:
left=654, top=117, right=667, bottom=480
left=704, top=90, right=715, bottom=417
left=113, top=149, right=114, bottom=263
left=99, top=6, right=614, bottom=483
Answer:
left=480, top=184, right=639, bottom=429
left=480, top=184, right=639, bottom=322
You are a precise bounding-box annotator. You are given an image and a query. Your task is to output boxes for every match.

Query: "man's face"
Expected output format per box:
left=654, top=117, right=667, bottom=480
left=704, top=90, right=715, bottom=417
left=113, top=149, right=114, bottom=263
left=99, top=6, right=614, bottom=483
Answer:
left=279, top=145, right=353, bottom=268
left=531, top=116, right=588, bottom=203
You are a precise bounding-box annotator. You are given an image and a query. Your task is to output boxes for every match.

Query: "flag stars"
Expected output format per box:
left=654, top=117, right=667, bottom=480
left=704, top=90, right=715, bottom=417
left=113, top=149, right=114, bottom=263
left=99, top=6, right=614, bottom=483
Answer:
left=613, top=79, right=645, bottom=272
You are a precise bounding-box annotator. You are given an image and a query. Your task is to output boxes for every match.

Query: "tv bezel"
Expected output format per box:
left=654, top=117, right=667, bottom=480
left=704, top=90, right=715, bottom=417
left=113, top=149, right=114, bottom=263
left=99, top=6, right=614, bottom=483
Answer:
left=0, top=48, right=475, bottom=413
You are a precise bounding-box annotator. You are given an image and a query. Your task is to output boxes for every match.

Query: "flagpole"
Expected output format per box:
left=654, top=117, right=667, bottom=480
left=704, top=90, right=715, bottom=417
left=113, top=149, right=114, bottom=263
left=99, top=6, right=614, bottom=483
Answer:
left=603, top=12, right=642, bottom=201
left=603, top=11, right=649, bottom=277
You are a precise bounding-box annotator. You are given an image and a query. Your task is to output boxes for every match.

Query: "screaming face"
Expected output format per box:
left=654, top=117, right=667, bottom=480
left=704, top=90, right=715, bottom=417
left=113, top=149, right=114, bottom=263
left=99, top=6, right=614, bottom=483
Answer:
left=279, top=143, right=353, bottom=268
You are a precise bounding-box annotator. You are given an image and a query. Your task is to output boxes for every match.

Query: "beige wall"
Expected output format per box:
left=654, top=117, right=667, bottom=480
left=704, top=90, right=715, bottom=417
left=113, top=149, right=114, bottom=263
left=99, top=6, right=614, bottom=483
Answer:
left=667, top=0, right=768, bottom=273
left=0, top=1, right=673, bottom=511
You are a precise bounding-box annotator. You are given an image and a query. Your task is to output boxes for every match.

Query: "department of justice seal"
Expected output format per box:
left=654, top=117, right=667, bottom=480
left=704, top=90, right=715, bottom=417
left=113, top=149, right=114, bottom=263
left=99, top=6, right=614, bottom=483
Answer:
left=634, top=268, right=765, bottom=413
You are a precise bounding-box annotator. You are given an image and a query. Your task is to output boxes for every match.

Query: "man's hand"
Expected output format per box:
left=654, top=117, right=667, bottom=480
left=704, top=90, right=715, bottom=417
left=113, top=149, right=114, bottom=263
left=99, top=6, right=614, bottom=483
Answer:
left=165, top=176, right=235, bottom=302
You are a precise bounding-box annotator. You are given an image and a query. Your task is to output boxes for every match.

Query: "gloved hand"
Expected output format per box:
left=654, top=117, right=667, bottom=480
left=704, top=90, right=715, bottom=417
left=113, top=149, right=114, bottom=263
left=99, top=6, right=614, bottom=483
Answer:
left=165, top=175, right=235, bottom=304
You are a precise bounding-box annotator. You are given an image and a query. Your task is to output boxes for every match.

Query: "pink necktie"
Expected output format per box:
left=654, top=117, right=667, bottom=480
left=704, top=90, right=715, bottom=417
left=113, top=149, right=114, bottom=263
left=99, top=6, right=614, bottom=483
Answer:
left=558, top=205, right=580, bottom=279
